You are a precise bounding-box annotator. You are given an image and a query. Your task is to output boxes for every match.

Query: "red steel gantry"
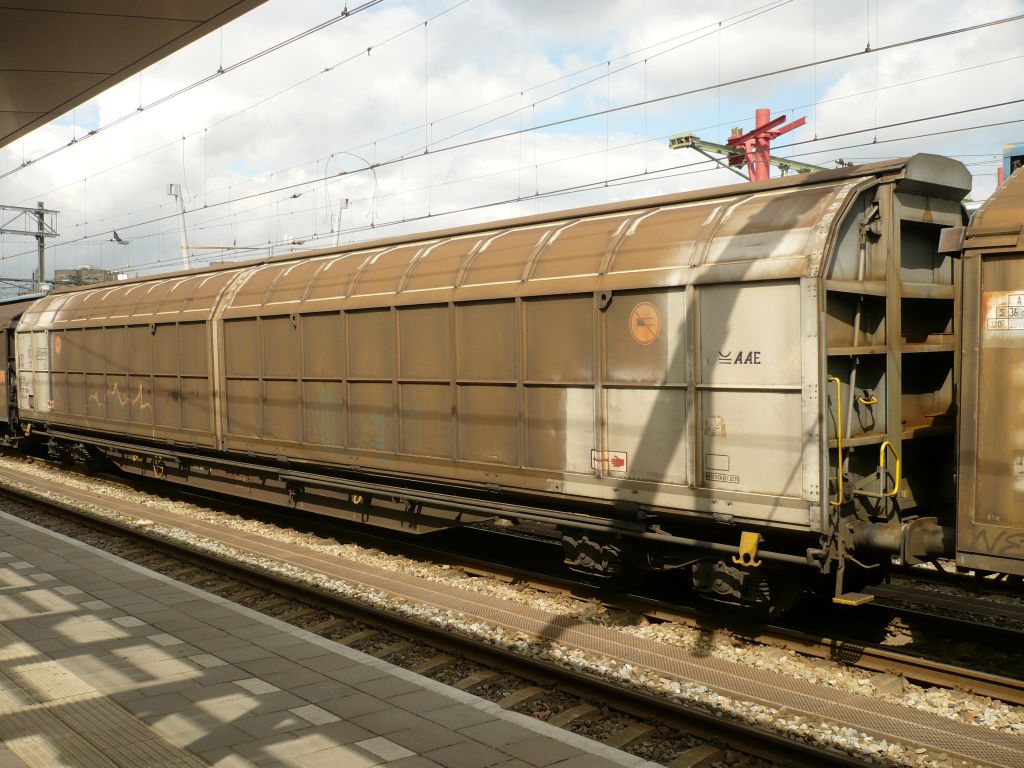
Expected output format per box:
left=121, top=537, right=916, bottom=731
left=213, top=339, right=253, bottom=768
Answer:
left=669, top=107, right=823, bottom=182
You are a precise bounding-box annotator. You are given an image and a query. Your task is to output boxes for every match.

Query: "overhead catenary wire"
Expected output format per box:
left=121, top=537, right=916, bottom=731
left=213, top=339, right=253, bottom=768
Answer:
left=9, top=0, right=476, bottom=209
left=28, top=89, right=1024, bottom=264
left=410, top=11, right=1024, bottom=161
left=193, top=153, right=1013, bottom=264
left=20, top=27, right=1024, bottom=268
left=37, top=39, right=1024, bottom=250
left=91, top=125, right=1012, bottom=273
left=12, top=107, right=1020, bottom=274
left=9, top=0, right=788, bottom=208
left=0, top=0, right=386, bottom=182
left=7, top=1, right=805, bottom=261
left=5, top=10, right=1023, bottom=276
left=8, top=88, right=1023, bottom=270
left=403, top=0, right=794, bottom=155
left=99, top=4, right=1017, bottom=216
left=64, top=103, right=1016, bottom=265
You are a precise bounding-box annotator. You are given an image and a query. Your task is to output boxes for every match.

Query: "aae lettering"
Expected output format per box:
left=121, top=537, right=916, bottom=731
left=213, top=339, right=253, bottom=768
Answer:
left=718, top=350, right=761, bottom=365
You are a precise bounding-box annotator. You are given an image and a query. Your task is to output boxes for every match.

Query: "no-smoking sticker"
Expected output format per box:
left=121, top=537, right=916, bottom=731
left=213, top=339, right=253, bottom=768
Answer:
left=628, top=301, right=660, bottom=345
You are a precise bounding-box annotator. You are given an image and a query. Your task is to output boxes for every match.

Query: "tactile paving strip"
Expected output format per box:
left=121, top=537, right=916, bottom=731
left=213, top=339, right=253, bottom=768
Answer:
left=0, top=605, right=206, bottom=767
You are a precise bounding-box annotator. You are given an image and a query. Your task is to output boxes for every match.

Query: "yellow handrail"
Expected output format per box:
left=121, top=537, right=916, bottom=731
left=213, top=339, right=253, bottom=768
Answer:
left=879, top=441, right=901, bottom=498
left=828, top=375, right=843, bottom=507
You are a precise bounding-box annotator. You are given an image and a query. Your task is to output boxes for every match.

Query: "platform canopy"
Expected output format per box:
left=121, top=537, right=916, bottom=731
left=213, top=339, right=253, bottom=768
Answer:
left=0, top=0, right=268, bottom=149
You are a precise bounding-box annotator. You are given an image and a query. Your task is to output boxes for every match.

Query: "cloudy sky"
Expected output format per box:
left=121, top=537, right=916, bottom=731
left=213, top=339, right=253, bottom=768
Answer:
left=0, top=0, right=1022, bottom=293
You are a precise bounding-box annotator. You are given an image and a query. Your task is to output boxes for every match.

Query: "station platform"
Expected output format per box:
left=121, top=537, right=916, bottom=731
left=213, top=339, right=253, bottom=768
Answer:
left=0, top=509, right=657, bottom=768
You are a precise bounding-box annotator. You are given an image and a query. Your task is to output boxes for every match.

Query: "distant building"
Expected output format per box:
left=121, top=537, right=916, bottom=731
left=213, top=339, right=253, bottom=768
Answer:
left=53, top=266, right=126, bottom=286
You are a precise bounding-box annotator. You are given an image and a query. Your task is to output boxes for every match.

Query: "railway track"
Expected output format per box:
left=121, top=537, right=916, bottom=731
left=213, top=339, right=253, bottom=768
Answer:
left=50, top=467, right=1024, bottom=709
left=90, top=461, right=1024, bottom=700
left=301, top=529, right=1024, bottom=708
left=156, top=480, right=1024, bottom=706
left=868, top=579, right=1024, bottom=624
left=0, top=464, right=850, bottom=768
left=1, top=458, right=1022, bottom=766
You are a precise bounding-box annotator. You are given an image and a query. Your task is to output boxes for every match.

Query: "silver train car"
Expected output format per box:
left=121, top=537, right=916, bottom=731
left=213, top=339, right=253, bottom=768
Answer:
left=8, top=153, right=1024, bottom=612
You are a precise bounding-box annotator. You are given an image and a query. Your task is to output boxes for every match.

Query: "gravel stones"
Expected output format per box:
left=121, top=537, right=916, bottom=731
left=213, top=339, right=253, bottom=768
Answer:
left=0, top=455, right=1020, bottom=767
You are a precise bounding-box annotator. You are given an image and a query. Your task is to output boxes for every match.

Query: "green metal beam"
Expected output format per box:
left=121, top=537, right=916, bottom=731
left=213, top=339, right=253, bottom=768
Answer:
left=668, top=132, right=825, bottom=176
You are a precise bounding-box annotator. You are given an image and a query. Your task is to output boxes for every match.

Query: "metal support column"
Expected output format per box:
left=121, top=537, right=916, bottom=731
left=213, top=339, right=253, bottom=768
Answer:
left=35, top=202, right=45, bottom=292
left=0, top=203, right=58, bottom=293
left=168, top=184, right=191, bottom=270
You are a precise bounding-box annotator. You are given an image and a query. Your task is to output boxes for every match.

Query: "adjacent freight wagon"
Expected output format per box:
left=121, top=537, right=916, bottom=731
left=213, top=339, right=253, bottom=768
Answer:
left=8, top=153, right=1024, bottom=612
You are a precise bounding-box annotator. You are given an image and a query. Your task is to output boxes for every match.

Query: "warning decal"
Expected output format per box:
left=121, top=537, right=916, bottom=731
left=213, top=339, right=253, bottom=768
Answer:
left=592, top=449, right=627, bottom=472
left=628, top=302, right=661, bottom=346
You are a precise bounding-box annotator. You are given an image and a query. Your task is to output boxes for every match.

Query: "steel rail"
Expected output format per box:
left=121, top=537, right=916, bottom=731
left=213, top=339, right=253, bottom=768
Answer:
left=0, top=478, right=873, bottom=768
left=431, top=561, right=1024, bottom=707
left=274, top=514, right=1024, bottom=706
left=7, top=455, right=1022, bottom=707
left=159, top=478, right=1024, bottom=706
left=19, top=455, right=1024, bottom=707
left=867, top=582, right=1024, bottom=622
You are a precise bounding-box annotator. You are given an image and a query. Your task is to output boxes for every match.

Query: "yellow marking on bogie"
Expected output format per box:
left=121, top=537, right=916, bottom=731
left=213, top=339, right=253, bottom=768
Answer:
left=731, top=530, right=762, bottom=568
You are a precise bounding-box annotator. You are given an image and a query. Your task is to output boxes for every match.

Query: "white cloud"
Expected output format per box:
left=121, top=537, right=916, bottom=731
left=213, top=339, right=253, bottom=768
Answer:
left=0, top=0, right=1021, bottom=290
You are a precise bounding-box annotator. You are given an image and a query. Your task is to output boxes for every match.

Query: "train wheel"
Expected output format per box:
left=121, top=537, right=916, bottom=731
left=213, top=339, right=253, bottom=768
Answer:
left=691, top=559, right=800, bottom=619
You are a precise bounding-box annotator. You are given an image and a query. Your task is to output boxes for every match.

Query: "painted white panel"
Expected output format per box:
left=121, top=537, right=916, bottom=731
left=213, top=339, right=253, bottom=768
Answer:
left=15, top=333, right=32, bottom=412
left=699, top=281, right=801, bottom=386
left=565, top=387, right=595, bottom=474
left=32, top=331, right=49, bottom=372
left=15, top=330, right=51, bottom=413
left=605, top=387, right=688, bottom=484
left=701, top=390, right=802, bottom=499
left=32, top=331, right=50, bottom=413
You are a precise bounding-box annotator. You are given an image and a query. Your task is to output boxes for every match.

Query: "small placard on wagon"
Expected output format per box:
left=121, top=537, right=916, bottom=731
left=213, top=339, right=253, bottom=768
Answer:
left=983, top=291, right=1024, bottom=333
left=591, top=449, right=627, bottom=473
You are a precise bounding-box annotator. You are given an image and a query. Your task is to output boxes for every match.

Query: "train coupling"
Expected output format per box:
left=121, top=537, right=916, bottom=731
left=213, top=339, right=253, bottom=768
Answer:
left=849, top=517, right=952, bottom=566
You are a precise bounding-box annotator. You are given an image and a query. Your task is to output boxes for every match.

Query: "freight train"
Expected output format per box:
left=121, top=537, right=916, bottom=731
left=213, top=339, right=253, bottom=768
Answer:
left=3, top=153, right=1023, bottom=614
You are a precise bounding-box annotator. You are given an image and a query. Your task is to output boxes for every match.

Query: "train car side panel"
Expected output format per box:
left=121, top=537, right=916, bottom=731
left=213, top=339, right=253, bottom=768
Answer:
left=15, top=270, right=246, bottom=449
left=957, top=164, right=1024, bottom=575
left=198, top=177, right=868, bottom=533
left=697, top=280, right=803, bottom=498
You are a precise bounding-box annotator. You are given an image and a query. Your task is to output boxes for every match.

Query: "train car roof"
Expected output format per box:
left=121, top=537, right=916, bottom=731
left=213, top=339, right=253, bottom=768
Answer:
left=0, top=294, right=44, bottom=328
left=50, top=153, right=970, bottom=296
left=17, top=153, right=974, bottom=329
left=967, top=163, right=1024, bottom=241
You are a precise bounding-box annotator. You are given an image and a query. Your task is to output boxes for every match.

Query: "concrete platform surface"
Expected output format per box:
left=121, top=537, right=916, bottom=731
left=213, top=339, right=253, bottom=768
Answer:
left=0, top=509, right=658, bottom=768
